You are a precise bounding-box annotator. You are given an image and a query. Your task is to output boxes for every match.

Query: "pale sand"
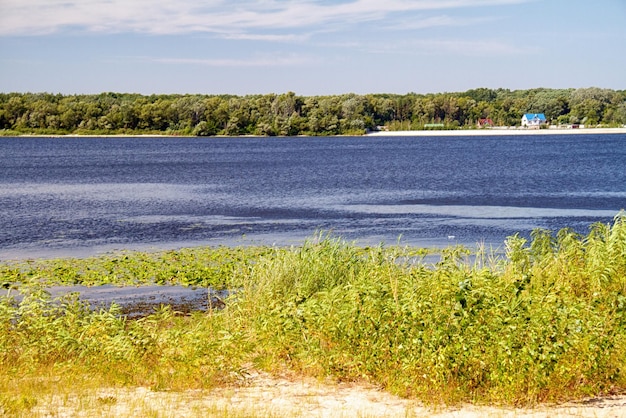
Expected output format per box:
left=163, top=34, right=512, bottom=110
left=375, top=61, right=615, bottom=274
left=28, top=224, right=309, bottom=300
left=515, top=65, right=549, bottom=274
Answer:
left=11, top=127, right=626, bottom=139
left=367, top=128, right=626, bottom=137
left=32, top=372, right=626, bottom=417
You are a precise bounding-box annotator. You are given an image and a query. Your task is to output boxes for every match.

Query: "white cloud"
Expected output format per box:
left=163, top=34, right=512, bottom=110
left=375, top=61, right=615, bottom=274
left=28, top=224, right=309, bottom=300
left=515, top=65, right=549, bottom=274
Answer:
left=376, top=38, right=540, bottom=56
left=147, top=53, right=314, bottom=67
left=0, top=0, right=531, bottom=36
left=412, top=39, right=540, bottom=55
left=383, top=15, right=500, bottom=31
left=220, top=33, right=311, bottom=42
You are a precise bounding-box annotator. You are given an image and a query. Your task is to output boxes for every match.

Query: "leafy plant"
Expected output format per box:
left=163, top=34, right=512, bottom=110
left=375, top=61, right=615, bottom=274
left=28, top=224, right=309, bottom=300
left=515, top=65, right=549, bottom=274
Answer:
left=1, top=213, right=625, bottom=409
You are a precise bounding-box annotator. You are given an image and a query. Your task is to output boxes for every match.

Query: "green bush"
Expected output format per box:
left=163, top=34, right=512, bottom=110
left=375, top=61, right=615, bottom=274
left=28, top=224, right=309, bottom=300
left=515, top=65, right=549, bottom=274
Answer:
left=232, top=213, right=626, bottom=404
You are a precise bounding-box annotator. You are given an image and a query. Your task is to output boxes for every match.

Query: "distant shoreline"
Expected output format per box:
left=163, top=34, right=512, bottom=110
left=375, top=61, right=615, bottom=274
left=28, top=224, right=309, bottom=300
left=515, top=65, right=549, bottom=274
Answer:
left=366, top=127, right=626, bottom=137
left=3, top=127, right=626, bottom=139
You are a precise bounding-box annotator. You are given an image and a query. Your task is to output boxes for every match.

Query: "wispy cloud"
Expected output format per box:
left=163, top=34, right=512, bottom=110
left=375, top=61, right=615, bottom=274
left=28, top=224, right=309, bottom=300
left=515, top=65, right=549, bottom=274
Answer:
left=219, top=33, right=311, bottom=42
left=0, top=0, right=531, bottom=37
left=147, top=53, right=314, bottom=67
left=367, top=38, right=540, bottom=56
left=382, top=15, right=500, bottom=31
left=411, top=39, right=540, bottom=55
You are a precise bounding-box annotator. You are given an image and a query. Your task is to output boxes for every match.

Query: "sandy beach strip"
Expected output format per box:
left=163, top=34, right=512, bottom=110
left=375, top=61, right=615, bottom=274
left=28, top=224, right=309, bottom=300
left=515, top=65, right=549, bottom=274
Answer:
left=7, top=127, right=626, bottom=139
left=366, top=127, right=626, bottom=137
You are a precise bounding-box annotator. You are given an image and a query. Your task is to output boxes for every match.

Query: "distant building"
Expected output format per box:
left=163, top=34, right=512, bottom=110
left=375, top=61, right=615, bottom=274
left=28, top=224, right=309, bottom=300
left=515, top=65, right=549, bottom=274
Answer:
left=477, top=118, right=494, bottom=128
left=521, top=113, right=547, bottom=128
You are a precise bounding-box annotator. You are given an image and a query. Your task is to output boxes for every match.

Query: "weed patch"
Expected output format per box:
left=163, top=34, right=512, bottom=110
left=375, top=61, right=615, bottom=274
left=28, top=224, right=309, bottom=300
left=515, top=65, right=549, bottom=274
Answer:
left=1, top=213, right=625, bottom=407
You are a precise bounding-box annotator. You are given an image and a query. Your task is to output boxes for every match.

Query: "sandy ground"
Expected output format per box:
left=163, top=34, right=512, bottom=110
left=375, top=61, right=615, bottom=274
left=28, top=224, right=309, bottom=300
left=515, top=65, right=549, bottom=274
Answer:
left=32, top=371, right=626, bottom=417
left=13, top=127, right=626, bottom=140
left=366, top=127, right=626, bottom=137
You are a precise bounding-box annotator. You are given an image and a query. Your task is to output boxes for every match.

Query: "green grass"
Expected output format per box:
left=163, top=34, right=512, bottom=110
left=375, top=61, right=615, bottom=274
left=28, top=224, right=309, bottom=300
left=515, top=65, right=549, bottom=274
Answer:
left=1, top=213, right=626, bottom=415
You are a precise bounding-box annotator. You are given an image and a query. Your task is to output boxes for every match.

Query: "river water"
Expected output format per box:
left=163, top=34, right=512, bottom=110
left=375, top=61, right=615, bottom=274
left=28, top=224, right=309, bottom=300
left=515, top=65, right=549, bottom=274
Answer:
left=1, top=134, right=624, bottom=260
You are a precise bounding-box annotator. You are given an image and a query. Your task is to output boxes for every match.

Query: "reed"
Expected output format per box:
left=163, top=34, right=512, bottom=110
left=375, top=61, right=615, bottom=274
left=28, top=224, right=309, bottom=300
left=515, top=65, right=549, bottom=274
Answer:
left=1, top=212, right=625, bottom=415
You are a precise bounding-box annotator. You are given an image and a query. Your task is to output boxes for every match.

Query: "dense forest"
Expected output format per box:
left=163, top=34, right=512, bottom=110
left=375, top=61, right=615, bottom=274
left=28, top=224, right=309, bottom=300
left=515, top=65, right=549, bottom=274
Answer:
left=1, top=87, right=625, bottom=136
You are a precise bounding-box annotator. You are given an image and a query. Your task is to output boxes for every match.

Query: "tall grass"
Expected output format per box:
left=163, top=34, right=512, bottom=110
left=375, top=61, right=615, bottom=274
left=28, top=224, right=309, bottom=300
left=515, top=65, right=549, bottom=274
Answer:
left=233, top=213, right=626, bottom=404
left=1, top=213, right=625, bottom=415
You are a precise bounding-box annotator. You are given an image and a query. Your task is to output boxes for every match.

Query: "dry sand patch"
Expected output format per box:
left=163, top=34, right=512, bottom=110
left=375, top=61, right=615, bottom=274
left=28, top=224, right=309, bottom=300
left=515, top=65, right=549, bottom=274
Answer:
left=32, top=371, right=626, bottom=417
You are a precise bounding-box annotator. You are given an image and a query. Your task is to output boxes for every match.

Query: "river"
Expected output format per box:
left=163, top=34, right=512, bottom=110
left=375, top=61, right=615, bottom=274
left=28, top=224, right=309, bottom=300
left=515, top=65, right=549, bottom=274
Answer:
left=1, top=134, right=624, bottom=259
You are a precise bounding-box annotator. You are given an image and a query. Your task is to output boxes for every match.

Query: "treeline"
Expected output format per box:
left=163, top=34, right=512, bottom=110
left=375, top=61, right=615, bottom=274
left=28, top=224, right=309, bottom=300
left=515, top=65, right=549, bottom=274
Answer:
left=1, top=87, right=625, bottom=136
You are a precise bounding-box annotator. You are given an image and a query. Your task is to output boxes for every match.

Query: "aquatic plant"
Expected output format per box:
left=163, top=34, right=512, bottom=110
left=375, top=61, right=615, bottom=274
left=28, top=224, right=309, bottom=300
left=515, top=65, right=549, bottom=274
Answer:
left=0, top=245, right=270, bottom=288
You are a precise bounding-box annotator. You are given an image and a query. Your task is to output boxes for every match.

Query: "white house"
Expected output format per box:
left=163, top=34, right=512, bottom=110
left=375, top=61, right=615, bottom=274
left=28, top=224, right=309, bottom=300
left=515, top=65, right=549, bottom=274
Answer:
left=521, top=113, right=547, bottom=128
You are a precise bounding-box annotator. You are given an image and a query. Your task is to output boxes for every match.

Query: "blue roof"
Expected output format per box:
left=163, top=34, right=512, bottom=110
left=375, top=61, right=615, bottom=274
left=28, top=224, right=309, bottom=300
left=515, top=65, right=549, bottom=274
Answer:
left=524, top=113, right=547, bottom=120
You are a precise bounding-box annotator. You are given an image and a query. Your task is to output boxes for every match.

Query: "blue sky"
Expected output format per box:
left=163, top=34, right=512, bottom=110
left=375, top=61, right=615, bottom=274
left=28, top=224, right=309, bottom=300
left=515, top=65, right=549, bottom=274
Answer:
left=0, top=0, right=625, bottom=96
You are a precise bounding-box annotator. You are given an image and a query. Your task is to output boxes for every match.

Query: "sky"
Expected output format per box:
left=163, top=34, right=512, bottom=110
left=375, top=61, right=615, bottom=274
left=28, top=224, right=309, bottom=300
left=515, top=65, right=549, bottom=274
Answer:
left=0, top=0, right=625, bottom=96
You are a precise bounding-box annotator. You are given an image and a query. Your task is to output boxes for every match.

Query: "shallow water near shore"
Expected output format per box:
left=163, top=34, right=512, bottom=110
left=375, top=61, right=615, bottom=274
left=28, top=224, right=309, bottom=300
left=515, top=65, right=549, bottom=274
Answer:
left=9, top=284, right=229, bottom=318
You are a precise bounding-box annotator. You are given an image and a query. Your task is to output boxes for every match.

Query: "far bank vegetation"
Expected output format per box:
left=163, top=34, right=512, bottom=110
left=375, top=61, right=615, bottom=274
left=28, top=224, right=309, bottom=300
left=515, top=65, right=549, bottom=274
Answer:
left=1, top=87, right=625, bottom=136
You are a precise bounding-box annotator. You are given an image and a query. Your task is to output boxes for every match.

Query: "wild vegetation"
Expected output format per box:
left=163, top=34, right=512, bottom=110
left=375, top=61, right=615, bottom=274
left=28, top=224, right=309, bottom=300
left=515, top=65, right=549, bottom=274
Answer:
left=1, top=87, right=625, bottom=136
left=1, top=213, right=625, bottom=416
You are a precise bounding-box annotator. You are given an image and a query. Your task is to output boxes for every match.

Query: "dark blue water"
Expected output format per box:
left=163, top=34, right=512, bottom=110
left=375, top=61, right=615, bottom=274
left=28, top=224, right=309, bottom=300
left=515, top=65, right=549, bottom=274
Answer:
left=1, top=134, right=624, bottom=259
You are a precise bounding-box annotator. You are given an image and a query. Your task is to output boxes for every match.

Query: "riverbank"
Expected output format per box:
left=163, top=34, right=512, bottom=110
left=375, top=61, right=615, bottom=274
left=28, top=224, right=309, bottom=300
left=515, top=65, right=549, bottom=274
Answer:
left=3, top=219, right=626, bottom=416
left=367, top=127, right=626, bottom=136
left=5, top=127, right=626, bottom=138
